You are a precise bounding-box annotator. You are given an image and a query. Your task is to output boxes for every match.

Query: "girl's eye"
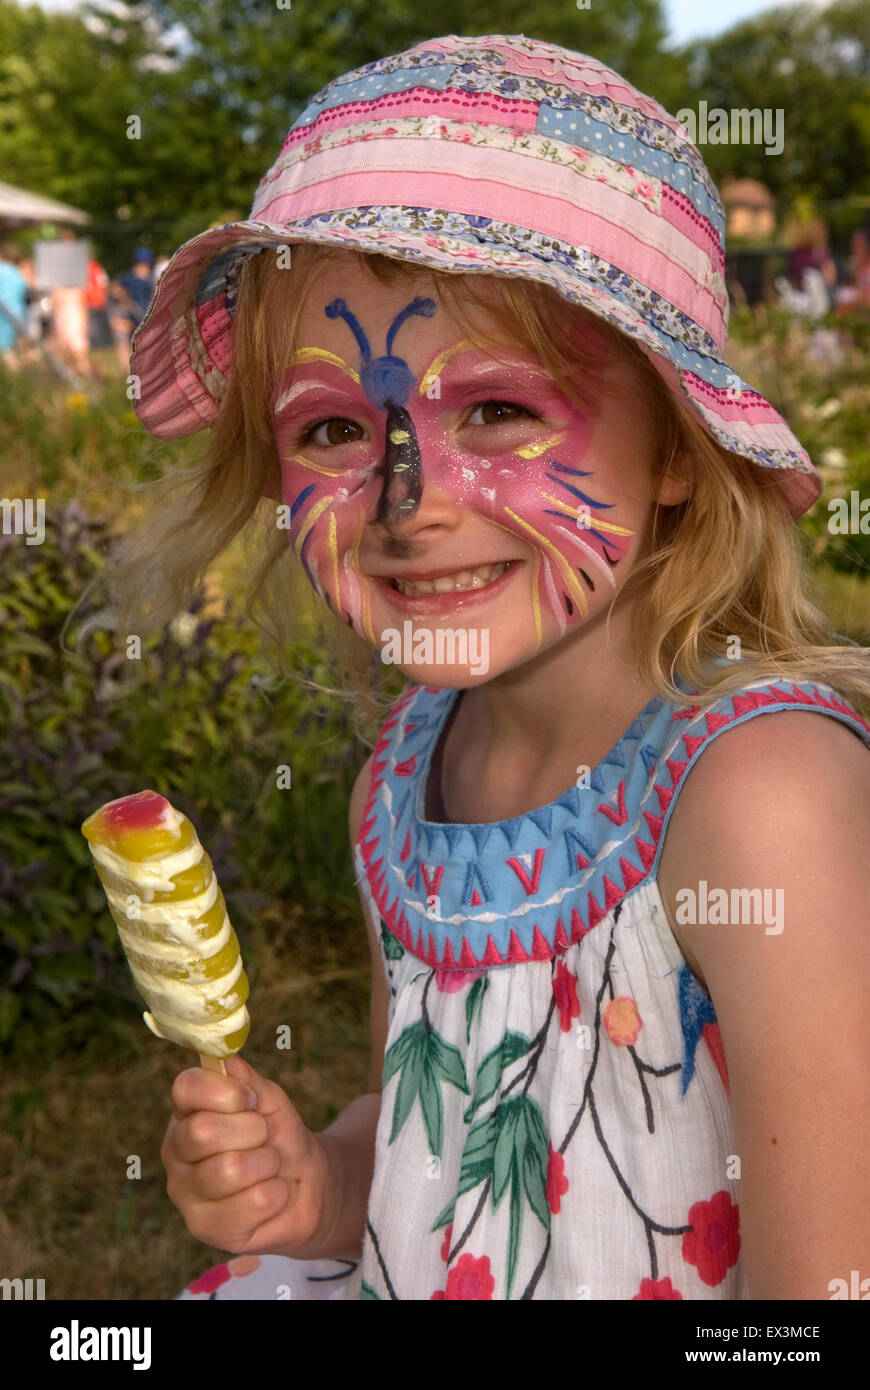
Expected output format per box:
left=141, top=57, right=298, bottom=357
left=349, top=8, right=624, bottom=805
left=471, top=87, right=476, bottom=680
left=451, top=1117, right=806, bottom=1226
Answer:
left=467, top=400, right=538, bottom=426
left=298, top=417, right=365, bottom=447
left=296, top=399, right=538, bottom=448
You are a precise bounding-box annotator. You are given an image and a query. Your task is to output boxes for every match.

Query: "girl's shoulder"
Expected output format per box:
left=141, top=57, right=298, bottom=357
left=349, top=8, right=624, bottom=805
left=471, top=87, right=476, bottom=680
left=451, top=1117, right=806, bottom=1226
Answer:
left=658, top=698, right=870, bottom=888
left=656, top=698, right=870, bottom=1302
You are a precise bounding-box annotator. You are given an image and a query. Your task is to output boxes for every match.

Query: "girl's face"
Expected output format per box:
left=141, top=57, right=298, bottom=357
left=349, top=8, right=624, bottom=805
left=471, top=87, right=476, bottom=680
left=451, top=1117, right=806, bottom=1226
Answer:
left=272, top=256, right=686, bottom=686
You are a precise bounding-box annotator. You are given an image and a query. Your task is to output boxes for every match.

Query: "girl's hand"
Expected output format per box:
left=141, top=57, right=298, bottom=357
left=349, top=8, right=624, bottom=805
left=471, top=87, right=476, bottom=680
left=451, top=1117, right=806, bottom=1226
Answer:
left=161, top=1054, right=332, bottom=1257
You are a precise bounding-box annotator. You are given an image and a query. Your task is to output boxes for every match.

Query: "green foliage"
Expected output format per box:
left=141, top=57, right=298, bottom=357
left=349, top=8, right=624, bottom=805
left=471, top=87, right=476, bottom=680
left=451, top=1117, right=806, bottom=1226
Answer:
left=680, top=0, right=870, bottom=213
left=0, top=499, right=369, bottom=1056
left=726, top=304, right=870, bottom=582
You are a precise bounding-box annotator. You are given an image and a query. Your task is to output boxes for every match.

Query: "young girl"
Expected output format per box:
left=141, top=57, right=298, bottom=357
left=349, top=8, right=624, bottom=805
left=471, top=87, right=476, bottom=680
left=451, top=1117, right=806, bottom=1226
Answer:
left=115, top=34, right=870, bottom=1301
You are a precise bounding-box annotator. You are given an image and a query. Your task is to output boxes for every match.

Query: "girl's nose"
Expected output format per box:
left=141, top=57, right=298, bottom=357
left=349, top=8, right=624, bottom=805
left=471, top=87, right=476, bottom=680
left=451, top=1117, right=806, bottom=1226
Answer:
left=376, top=397, right=423, bottom=526
left=369, top=432, right=464, bottom=546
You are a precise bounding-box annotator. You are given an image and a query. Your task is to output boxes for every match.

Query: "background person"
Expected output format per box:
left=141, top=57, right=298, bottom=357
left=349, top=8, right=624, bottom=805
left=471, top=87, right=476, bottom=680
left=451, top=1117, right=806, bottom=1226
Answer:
left=786, top=216, right=838, bottom=312
left=107, top=247, right=156, bottom=372
left=847, top=216, right=870, bottom=309
left=48, top=226, right=92, bottom=379
left=0, top=241, right=31, bottom=370
left=85, top=250, right=111, bottom=360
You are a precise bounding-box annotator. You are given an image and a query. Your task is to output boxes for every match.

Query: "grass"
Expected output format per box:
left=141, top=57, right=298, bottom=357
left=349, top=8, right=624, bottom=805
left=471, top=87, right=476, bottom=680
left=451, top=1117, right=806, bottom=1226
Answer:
left=808, top=562, right=870, bottom=640
left=0, top=903, right=372, bottom=1300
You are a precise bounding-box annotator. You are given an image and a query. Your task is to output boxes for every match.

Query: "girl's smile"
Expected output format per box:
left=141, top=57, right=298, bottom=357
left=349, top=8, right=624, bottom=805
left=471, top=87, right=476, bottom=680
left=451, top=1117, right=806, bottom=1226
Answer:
left=371, top=557, right=522, bottom=612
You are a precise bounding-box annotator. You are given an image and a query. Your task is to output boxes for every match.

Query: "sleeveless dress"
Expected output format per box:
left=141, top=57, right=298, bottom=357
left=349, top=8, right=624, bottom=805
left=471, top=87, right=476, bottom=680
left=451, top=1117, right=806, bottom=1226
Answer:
left=178, top=673, right=870, bottom=1301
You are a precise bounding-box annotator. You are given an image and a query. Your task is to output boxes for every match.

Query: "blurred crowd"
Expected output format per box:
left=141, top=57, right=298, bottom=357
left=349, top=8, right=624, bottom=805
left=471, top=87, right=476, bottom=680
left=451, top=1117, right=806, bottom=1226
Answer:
left=776, top=215, right=870, bottom=316
left=0, top=230, right=170, bottom=384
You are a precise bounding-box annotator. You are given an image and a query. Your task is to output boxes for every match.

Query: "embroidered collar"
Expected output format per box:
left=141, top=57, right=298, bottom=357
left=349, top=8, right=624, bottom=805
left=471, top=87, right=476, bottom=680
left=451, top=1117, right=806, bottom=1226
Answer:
left=355, top=678, right=870, bottom=970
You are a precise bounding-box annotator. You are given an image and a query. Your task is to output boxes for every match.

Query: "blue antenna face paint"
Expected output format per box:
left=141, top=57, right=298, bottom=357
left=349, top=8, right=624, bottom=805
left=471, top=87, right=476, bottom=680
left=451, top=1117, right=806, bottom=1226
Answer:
left=324, top=295, right=436, bottom=525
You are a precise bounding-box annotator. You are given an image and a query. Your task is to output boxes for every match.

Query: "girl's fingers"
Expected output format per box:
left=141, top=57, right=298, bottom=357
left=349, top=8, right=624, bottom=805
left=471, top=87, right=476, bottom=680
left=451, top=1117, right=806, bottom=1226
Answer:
left=170, top=1066, right=258, bottom=1121
left=223, top=1055, right=300, bottom=1120
left=190, top=1143, right=283, bottom=1201
left=168, top=1108, right=268, bottom=1164
left=182, top=1177, right=291, bottom=1251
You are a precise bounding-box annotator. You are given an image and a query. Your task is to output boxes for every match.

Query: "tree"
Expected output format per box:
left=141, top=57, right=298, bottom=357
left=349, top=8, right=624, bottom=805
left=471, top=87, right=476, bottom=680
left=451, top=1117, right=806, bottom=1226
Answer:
left=675, top=0, right=870, bottom=215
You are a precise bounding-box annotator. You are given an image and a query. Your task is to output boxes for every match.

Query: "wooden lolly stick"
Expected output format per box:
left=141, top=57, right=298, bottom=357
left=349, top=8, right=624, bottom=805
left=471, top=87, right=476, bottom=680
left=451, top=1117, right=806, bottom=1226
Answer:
left=199, top=1054, right=227, bottom=1075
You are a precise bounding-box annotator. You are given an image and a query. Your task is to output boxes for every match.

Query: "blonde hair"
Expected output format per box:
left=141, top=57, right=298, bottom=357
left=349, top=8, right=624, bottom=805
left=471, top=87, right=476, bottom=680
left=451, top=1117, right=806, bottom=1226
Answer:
left=104, top=241, right=870, bottom=746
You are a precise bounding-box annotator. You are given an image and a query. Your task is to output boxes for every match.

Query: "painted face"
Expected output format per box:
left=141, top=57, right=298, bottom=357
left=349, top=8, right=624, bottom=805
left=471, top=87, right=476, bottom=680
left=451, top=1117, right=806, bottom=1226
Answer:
left=272, top=258, right=662, bottom=685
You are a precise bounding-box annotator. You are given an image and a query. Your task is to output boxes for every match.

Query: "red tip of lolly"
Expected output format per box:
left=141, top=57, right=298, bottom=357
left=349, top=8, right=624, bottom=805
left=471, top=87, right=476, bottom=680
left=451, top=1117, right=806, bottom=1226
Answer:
left=87, top=789, right=171, bottom=841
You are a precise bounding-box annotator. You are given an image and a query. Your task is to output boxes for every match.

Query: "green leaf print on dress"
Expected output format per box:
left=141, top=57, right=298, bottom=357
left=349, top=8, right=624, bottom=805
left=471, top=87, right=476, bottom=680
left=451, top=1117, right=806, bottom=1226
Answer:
left=464, top=1030, right=531, bottom=1121
left=383, top=1017, right=469, bottom=1155
left=433, top=1089, right=551, bottom=1298
left=380, top=921, right=405, bottom=960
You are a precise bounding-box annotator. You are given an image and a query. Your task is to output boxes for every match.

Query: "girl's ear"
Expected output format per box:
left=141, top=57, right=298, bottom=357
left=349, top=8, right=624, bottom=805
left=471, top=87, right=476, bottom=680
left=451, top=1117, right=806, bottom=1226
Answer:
left=656, top=448, right=694, bottom=507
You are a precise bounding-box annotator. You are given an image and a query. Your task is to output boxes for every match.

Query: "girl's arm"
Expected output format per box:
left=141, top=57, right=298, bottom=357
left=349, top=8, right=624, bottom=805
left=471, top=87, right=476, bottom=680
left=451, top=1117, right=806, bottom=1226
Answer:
left=657, top=711, right=870, bottom=1299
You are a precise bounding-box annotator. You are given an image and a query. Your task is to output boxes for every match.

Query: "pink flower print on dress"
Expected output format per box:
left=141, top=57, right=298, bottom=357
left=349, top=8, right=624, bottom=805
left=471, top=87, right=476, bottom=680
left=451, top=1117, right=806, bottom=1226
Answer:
left=435, top=967, right=485, bottom=993
left=185, top=1255, right=262, bottom=1295
left=633, top=1276, right=684, bottom=1299
left=440, top=1224, right=453, bottom=1262
left=682, top=1191, right=740, bottom=1287
left=546, top=1144, right=570, bottom=1215
left=431, top=1251, right=496, bottom=1299
left=553, top=958, right=580, bottom=1032
left=186, top=1263, right=231, bottom=1295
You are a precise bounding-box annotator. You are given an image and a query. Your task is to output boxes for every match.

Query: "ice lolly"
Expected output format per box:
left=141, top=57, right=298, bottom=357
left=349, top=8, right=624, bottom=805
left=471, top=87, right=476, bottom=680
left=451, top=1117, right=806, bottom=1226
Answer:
left=81, top=790, right=250, bottom=1073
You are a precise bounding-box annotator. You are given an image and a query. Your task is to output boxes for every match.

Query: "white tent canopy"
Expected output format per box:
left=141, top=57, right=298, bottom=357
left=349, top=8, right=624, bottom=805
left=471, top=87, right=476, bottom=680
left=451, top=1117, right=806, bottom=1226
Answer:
left=0, top=181, right=90, bottom=227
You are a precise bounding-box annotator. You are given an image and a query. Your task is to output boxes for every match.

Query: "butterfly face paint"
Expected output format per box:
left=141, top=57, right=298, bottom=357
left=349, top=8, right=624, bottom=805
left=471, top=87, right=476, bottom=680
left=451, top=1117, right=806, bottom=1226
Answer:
left=272, top=293, right=443, bottom=641
left=272, top=285, right=636, bottom=660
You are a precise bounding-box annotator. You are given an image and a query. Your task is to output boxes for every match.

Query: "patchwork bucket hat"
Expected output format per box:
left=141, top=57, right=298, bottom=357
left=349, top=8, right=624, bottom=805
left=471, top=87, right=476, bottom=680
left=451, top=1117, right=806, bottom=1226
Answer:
left=129, top=32, right=822, bottom=518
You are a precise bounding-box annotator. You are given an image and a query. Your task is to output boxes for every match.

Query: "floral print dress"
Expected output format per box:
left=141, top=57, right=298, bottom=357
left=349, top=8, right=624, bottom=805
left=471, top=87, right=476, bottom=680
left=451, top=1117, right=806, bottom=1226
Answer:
left=179, top=673, right=870, bottom=1301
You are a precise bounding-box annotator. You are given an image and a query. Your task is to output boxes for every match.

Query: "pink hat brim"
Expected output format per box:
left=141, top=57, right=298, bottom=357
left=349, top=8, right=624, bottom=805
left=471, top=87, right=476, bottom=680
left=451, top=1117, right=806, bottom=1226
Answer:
left=130, top=218, right=822, bottom=520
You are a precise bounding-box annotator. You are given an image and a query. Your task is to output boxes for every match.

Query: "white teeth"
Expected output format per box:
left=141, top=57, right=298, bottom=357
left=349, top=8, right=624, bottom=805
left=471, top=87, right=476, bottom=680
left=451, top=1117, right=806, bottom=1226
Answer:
left=394, top=561, right=510, bottom=597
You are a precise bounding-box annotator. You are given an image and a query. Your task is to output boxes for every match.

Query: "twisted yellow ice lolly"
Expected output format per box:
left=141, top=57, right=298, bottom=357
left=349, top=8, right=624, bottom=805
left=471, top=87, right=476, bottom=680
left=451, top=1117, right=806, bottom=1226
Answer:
left=81, top=790, right=250, bottom=1070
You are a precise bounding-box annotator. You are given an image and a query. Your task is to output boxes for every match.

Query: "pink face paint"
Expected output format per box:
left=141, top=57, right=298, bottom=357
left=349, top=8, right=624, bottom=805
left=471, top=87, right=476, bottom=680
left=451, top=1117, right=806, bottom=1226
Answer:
left=273, top=352, right=380, bottom=639
left=272, top=330, right=634, bottom=649
left=406, top=346, right=635, bottom=638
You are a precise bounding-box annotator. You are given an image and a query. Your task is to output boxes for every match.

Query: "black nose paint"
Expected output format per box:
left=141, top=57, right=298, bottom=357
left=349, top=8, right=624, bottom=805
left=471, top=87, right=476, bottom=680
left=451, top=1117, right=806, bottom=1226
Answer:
left=325, top=295, right=436, bottom=526
left=377, top=401, right=424, bottom=526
